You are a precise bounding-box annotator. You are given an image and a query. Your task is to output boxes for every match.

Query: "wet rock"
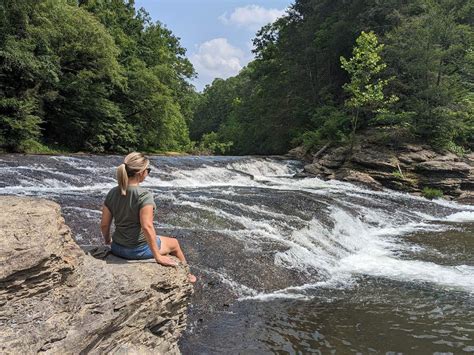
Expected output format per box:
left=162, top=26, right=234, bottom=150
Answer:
left=457, top=191, right=474, bottom=205
left=295, top=132, right=473, bottom=203
left=304, top=162, right=333, bottom=176
left=0, top=196, right=193, bottom=354
left=336, top=169, right=383, bottom=190
left=286, top=146, right=312, bottom=162
left=317, top=146, right=350, bottom=168
left=293, top=171, right=316, bottom=178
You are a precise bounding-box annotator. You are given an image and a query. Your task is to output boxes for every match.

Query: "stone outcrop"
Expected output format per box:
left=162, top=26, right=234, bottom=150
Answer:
left=290, top=132, right=474, bottom=204
left=0, top=196, right=193, bottom=354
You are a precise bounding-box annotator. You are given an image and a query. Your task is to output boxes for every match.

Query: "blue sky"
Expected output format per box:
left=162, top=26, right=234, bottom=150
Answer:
left=134, top=0, right=291, bottom=90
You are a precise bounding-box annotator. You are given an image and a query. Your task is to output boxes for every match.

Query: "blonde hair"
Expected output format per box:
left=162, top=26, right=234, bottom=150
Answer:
left=117, top=152, right=150, bottom=195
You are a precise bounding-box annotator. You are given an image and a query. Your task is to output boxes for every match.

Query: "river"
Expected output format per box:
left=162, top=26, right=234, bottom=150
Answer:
left=1, top=154, right=473, bottom=353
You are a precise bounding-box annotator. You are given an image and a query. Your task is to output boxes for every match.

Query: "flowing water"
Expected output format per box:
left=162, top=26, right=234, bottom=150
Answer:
left=1, top=154, right=473, bottom=354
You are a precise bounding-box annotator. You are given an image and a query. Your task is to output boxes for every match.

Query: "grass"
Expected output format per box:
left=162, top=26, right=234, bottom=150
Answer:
left=392, top=170, right=404, bottom=179
left=422, top=187, right=444, bottom=199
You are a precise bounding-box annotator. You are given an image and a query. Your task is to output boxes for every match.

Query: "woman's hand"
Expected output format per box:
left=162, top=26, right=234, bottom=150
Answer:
left=156, top=255, right=178, bottom=267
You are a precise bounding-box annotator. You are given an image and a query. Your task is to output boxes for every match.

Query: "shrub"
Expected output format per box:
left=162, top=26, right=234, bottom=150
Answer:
left=422, top=187, right=443, bottom=200
left=18, top=139, right=59, bottom=154
left=198, top=132, right=233, bottom=155
left=446, top=141, right=466, bottom=157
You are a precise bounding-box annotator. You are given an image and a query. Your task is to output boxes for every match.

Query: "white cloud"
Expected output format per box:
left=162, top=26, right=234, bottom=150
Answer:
left=219, top=5, right=286, bottom=31
left=190, top=38, right=249, bottom=90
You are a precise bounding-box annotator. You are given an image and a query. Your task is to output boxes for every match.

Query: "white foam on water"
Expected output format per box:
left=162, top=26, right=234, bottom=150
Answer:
left=227, top=158, right=299, bottom=178
left=199, top=266, right=258, bottom=298
left=160, top=161, right=473, bottom=296
left=338, top=256, right=474, bottom=292
left=62, top=206, right=102, bottom=218
left=239, top=291, right=312, bottom=302
left=268, top=205, right=474, bottom=296
left=50, top=156, right=99, bottom=169
left=144, top=166, right=261, bottom=188
left=182, top=194, right=309, bottom=225
left=239, top=278, right=355, bottom=302
left=3, top=156, right=473, bottom=297
left=429, top=197, right=474, bottom=211
left=441, top=211, right=474, bottom=223
left=0, top=182, right=115, bottom=194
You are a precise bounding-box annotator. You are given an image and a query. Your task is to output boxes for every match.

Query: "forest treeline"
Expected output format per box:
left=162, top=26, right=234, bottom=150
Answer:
left=192, top=0, right=474, bottom=155
left=0, top=0, right=197, bottom=153
left=1, top=0, right=473, bottom=155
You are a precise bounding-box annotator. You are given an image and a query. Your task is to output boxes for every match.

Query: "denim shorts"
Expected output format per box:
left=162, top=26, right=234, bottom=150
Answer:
left=111, top=237, right=161, bottom=260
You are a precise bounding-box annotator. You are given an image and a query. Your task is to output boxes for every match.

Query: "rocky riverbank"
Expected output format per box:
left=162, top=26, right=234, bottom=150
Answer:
left=289, top=135, right=474, bottom=204
left=0, top=196, right=193, bottom=354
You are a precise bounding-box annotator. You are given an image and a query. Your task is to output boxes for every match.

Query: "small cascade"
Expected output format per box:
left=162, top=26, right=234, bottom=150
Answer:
left=0, top=154, right=472, bottom=295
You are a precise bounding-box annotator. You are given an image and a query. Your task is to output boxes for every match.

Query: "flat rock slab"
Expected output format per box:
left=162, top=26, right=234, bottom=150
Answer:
left=0, top=196, right=193, bottom=354
left=415, top=160, right=471, bottom=177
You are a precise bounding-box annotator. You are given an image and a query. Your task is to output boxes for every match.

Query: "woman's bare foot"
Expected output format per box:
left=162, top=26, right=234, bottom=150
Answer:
left=188, top=274, right=197, bottom=283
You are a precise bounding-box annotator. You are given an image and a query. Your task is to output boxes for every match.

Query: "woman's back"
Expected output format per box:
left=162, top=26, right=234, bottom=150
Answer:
left=104, top=185, right=156, bottom=248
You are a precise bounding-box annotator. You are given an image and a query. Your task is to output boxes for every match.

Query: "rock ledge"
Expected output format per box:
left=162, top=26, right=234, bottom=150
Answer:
left=0, top=196, right=193, bottom=354
left=288, top=136, right=473, bottom=204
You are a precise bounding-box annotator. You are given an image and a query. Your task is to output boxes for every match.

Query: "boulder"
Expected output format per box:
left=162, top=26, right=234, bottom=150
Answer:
left=336, top=169, right=383, bottom=190
left=304, top=163, right=334, bottom=177
left=0, top=196, right=193, bottom=354
left=350, top=150, right=399, bottom=172
left=286, top=146, right=312, bottom=162
left=314, top=146, right=348, bottom=167
left=289, top=136, right=474, bottom=203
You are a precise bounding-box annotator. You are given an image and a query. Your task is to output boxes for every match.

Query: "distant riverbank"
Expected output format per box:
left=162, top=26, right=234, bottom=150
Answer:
left=289, top=129, right=474, bottom=204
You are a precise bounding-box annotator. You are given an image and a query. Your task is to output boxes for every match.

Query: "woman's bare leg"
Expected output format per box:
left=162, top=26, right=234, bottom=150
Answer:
left=159, top=236, right=186, bottom=262
left=159, top=236, right=196, bottom=282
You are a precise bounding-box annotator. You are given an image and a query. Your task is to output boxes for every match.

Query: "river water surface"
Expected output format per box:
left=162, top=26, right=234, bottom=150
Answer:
left=1, top=154, right=473, bottom=354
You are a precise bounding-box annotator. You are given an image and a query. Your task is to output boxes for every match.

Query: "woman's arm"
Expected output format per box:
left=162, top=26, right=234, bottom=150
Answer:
left=140, top=205, right=177, bottom=266
left=101, top=205, right=113, bottom=245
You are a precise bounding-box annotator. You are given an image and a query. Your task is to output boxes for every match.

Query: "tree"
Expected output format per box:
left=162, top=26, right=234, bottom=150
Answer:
left=0, top=0, right=49, bottom=151
left=384, top=0, right=474, bottom=149
left=340, top=31, right=398, bottom=149
left=82, top=0, right=195, bottom=152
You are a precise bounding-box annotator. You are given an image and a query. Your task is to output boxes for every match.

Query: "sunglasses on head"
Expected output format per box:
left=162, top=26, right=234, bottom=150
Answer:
left=146, top=167, right=151, bottom=174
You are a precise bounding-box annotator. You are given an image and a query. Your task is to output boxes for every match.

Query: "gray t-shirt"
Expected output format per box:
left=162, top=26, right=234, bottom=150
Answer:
left=104, top=185, right=156, bottom=248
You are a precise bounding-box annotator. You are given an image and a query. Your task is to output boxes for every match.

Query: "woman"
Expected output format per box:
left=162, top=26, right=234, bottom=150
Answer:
left=100, top=152, right=196, bottom=283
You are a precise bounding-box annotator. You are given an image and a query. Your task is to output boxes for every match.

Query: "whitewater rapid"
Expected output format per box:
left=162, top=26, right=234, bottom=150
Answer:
left=1, top=154, right=473, bottom=298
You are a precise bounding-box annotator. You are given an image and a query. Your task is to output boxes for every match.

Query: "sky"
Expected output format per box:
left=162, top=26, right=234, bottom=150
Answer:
left=134, top=0, right=291, bottom=91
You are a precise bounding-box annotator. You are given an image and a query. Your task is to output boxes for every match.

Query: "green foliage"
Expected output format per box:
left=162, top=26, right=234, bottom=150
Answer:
left=17, top=139, right=59, bottom=154
left=190, top=0, right=408, bottom=155
left=384, top=0, right=474, bottom=150
left=392, top=170, right=404, bottom=179
left=190, top=0, right=472, bottom=156
left=292, top=106, right=349, bottom=151
left=0, top=97, right=42, bottom=152
left=340, top=31, right=398, bottom=149
left=422, top=187, right=444, bottom=199
left=340, top=31, right=398, bottom=112
left=1, top=0, right=472, bottom=156
left=197, top=132, right=233, bottom=155
left=445, top=141, right=467, bottom=157
left=0, top=0, right=195, bottom=153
